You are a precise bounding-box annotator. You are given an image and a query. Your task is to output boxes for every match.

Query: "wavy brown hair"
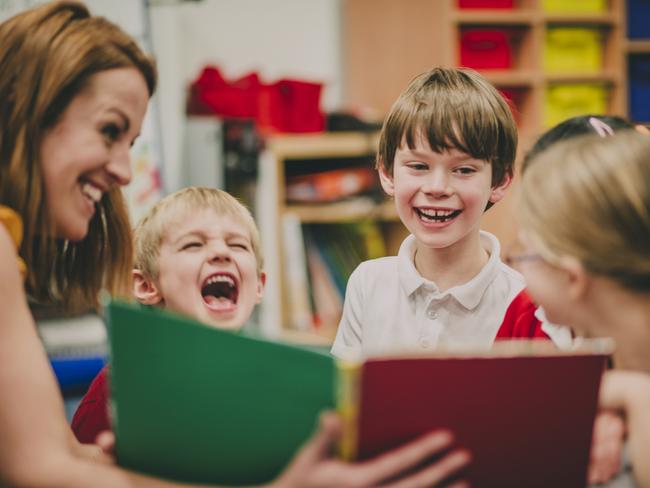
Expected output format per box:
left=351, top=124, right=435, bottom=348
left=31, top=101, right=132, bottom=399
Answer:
left=0, top=1, right=157, bottom=314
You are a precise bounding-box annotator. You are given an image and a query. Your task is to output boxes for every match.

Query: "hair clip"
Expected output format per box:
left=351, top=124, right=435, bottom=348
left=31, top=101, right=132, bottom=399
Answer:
left=589, top=117, right=614, bottom=137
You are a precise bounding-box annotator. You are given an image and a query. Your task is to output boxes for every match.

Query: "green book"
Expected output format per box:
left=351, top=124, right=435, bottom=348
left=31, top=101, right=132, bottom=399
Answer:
left=107, top=301, right=336, bottom=486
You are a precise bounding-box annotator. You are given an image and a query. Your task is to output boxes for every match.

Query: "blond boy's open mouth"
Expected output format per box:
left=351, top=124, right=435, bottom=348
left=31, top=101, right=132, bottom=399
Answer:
left=201, top=272, right=239, bottom=311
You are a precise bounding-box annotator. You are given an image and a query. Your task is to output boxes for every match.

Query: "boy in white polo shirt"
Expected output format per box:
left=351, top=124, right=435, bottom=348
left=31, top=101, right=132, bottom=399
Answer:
left=331, top=67, right=524, bottom=359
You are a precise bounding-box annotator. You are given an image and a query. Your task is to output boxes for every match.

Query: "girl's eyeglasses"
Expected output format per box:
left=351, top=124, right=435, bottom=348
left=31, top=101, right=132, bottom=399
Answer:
left=504, top=253, right=543, bottom=268
left=503, top=240, right=544, bottom=270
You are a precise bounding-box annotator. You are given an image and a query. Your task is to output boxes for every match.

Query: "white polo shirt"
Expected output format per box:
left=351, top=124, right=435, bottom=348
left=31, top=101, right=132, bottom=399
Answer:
left=331, top=231, right=526, bottom=360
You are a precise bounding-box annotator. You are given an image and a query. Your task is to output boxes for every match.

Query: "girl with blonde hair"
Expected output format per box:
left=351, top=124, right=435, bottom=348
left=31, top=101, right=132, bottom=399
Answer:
left=516, top=130, right=650, bottom=487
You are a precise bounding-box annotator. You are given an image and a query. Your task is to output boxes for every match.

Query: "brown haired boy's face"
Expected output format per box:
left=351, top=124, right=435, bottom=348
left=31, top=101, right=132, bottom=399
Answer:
left=135, top=208, right=265, bottom=330
left=379, top=135, right=510, bottom=252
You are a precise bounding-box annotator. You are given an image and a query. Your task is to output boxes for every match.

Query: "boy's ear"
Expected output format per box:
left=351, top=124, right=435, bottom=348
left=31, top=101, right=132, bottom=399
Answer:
left=378, top=164, right=395, bottom=196
left=133, top=269, right=163, bottom=305
left=489, top=172, right=512, bottom=204
left=255, top=271, right=267, bottom=304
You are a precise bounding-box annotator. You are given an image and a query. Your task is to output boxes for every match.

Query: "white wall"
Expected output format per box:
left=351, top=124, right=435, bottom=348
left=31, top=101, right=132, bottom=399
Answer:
left=149, top=0, right=343, bottom=193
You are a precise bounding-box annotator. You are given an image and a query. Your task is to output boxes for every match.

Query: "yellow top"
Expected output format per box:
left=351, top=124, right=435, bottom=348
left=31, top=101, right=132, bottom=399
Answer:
left=0, top=205, right=26, bottom=279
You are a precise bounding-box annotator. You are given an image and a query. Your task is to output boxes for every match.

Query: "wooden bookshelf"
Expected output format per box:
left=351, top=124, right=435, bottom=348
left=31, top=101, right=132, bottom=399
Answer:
left=258, top=132, right=406, bottom=342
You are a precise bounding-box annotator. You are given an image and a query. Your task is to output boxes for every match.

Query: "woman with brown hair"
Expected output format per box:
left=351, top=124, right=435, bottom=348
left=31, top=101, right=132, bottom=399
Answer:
left=0, top=2, right=469, bottom=487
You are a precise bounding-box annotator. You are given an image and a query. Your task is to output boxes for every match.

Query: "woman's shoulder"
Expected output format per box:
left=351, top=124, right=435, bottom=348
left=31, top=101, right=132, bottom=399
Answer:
left=0, top=205, right=26, bottom=278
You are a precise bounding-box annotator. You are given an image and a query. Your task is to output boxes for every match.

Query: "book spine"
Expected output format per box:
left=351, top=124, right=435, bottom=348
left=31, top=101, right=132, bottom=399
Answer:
left=336, top=359, right=362, bottom=461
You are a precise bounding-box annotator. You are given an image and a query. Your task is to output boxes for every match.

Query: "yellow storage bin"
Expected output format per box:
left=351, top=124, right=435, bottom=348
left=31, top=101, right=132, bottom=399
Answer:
left=542, top=0, right=606, bottom=13
left=544, top=27, right=602, bottom=73
left=544, top=83, right=608, bottom=128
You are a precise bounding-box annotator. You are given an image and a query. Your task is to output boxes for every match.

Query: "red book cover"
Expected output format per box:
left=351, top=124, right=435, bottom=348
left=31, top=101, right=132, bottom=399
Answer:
left=339, top=341, right=610, bottom=488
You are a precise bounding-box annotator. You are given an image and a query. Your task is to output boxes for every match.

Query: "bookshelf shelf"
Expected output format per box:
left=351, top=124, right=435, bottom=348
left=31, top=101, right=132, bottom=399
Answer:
left=626, top=39, right=650, bottom=53
left=452, top=10, right=536, bottom=25
left=286, top=199, right=398, bottom=224
left=543, top=13, right=620, bottom=26
left=267, top=132, right=378, bottom=160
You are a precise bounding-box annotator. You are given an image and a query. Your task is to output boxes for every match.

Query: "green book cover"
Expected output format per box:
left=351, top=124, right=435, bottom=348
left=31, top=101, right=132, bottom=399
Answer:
left=107, top=301, right=336, bottom=486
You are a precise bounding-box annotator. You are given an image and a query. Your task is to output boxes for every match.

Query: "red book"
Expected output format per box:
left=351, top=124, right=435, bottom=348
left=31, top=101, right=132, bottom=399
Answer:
left=339, top=340, right=611, bottom=487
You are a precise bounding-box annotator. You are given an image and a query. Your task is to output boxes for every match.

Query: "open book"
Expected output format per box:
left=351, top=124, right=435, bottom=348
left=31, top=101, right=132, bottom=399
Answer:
left=107, top=301, right=610, bottom=486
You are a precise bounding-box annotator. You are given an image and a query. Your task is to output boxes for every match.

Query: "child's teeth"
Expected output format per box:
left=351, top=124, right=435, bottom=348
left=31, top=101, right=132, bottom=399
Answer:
left=81, top=183, right=102, bottom=202
left=207, top=275, right=234, bottom=286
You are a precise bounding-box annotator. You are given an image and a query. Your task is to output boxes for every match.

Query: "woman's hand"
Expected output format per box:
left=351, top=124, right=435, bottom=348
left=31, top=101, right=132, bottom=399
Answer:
left=272, top=412, right=471, bottom=488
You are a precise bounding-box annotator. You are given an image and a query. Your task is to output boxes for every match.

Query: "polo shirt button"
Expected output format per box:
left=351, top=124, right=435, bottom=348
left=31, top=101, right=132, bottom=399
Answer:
left=420, top=337, right=431, bottom=348
left=427, top=310, right=437, bottom=319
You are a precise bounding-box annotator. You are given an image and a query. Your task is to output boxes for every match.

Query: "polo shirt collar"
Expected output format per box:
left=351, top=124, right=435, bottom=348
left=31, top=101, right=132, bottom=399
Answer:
left=397, top=231, right=501, bottom=310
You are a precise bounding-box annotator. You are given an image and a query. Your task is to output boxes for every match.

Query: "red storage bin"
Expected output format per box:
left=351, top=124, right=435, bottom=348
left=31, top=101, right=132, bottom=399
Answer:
left=460, top=29, right=512, bottom=69
left=258, top=79, right=324, bottom=133
left=458, top=0, right=514, bottom=8
left=187, top=67, right=261, bottom=118
left=499, top=88, right=524, bottom=125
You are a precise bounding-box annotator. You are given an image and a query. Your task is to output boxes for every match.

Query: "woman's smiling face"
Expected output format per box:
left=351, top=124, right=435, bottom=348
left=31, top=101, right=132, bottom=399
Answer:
left=40, top=67, right=149, bottom=241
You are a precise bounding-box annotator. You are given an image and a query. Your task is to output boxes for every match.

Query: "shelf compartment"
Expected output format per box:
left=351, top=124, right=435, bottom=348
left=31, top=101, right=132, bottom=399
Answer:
left=544, top=27, right=604, bottom=74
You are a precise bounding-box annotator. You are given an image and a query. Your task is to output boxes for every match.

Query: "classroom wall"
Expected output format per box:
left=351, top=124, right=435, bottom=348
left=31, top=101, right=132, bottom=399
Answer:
left=149, top=0, right=344, bottom=193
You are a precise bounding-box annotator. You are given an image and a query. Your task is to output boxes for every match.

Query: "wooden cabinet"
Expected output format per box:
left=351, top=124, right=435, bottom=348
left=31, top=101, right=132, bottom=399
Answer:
left=342, top=0, right=629, bottom=260
left=343, top=0, right=627, bottom=140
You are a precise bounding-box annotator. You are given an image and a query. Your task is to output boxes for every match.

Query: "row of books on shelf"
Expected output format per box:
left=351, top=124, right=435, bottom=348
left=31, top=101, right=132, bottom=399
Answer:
left=283, top=217, right=386, bottom=333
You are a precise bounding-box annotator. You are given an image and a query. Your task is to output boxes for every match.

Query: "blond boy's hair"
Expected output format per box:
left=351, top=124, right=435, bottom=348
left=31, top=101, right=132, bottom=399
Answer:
left=377, top=67, right=517, bottom=193
left=134, top=187, right=263, bottom=279
left=520, top=131, right=650, bottom=292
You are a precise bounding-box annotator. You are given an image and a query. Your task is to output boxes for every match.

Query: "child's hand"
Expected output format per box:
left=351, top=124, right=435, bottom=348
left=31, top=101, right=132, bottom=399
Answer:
left=94, top=430, right=116, bottom=461
left=271, top=411, right=471, bottom=488
left=587, top=411, right=625, bottom=484
left=72, top=429, right=116, bottom=465
left=598, top=370, right=650, bottom=488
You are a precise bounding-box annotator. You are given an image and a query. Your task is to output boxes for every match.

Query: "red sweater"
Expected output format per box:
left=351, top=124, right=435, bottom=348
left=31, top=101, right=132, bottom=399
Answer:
left=71, top=365, right=110, bottom=444
left=495, top=289, right=547, bottom=339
